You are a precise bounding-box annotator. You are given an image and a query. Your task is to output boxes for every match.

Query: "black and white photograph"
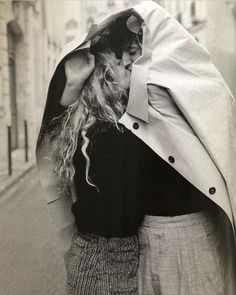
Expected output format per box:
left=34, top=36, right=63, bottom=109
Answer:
left=0, top=1, right=236, bottom=294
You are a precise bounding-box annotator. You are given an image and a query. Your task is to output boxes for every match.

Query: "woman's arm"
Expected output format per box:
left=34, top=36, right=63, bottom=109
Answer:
left=60, top=50, right=95, bottom=107
left=60, top=83, right=84, bottom=107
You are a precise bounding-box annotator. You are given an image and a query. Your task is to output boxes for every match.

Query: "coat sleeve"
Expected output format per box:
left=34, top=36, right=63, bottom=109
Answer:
left=36, top=60, right=77, bottom=253
left=47, top=192, right=76, bottom=254
left=147, top=84, right=196, bottom=135
left=36, top=60, right=69, bottom=148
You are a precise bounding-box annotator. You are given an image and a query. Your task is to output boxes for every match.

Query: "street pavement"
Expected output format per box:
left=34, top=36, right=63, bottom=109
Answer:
left=0, top=168, right=67, bottom=295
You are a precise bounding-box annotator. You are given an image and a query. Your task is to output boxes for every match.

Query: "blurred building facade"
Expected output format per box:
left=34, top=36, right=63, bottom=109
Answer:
left=63, top=0, right=140, bottom=43
left=161, top=0, right=236, bottom=96
left=0, top=1, right=42, bottom=170
left=0, top=0, right=66, bottom=175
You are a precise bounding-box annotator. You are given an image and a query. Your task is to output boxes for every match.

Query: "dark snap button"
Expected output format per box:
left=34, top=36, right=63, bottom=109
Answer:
left=209, top=187, right=216, bottom=195
left=168, top=156, right=175, bottom=163
left=133, top=122, right=139, bottom=130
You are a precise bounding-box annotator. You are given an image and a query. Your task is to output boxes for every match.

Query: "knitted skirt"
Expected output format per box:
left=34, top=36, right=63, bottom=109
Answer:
left=64, top=231, right=139, bottom=295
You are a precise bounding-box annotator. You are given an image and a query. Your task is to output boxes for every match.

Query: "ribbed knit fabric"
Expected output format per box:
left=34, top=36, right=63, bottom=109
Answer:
left=64, top=231, right=139, bottom=295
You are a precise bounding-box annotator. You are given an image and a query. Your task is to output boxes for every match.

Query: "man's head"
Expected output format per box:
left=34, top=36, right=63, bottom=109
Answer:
left=120, top=14, right=143, bottom=71
left=121, top=32, right=142, bottom=71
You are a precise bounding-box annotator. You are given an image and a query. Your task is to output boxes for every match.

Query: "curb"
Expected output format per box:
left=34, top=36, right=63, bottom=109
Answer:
left=0, top=164, right=36, bottom=196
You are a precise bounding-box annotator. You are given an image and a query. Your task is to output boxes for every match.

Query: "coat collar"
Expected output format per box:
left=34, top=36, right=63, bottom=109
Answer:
left=125, top=20, right=152, bottom=123
left=126, top=65, right=149, bottom=123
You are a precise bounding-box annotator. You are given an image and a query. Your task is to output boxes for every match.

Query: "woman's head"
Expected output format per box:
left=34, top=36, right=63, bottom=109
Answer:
left=44, top=49, right=129, bottom=195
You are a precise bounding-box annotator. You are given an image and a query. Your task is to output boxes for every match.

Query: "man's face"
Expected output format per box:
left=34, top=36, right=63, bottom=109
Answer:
left=121, top=37, right=142, bottom=72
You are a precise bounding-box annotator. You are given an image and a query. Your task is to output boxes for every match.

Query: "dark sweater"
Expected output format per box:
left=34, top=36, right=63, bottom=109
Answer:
left=71, top=121, right=213, bottom=238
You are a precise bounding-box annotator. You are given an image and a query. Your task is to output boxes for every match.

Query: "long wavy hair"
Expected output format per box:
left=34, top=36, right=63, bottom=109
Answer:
left=43, top=49, right=128, bottom=196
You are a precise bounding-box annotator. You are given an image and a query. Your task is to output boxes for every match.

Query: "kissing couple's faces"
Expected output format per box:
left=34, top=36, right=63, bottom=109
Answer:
left=90, top=17, right=143, bottom=92
left=112, top=34, right=142, bottom=91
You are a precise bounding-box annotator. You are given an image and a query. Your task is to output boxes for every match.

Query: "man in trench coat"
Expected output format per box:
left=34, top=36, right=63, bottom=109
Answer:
left=36, top=1, right=236, bottom=293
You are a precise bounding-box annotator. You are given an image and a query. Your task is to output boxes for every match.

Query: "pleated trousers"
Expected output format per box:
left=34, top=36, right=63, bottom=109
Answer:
left=138, top=210, right=225, bottom=295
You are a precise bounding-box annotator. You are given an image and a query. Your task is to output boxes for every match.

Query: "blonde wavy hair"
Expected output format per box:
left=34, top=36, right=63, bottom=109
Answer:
left=44, top=49, right=128, bottom=196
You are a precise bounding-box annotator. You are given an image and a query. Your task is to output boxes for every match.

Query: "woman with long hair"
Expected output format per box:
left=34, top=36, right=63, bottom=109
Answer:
left=43, top=45, right=141, bottom=294
left=44, top=49, right=129, bottom=194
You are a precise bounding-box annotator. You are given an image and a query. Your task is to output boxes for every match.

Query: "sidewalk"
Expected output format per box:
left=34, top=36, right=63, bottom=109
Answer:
left=0, top=148, right=36, bottom=196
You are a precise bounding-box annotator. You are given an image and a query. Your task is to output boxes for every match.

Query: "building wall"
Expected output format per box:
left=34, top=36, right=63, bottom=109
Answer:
left=0, top=1, right=34, bottom=167
left=62, top=0, right=141, bottom=44
left=0, top=1, right=11, bottom=169
left=0, top=1, right=62, bottom=172
left=161, top=0, right=236, bottom=97
left=205, top=1, right=236, bottom=96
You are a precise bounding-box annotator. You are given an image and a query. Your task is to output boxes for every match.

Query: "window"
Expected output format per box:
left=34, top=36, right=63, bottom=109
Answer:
left=108, top=0, right=115, bottom=8
left=177, top=12, right=182, bottom=24
left=191, top=1, right=196, bottom=17
left=87, top=17, right=94, bottom=31
left=66, top=19, right=78, bottom=30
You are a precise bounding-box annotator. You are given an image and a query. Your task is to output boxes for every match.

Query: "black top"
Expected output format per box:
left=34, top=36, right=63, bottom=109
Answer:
left=71, top=121, right=213, bottom=238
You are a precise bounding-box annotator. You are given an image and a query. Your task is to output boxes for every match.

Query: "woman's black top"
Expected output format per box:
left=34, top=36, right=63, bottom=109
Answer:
left=71, top=121, right=214, bottom=238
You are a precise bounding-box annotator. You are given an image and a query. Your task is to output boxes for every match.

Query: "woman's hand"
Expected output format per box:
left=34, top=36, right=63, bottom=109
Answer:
left=64, top=50, right=95, bottom=86
left=60, top=50, right=95, bottom=106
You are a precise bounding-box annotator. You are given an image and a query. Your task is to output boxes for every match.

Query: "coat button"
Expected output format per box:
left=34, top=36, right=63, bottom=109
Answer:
left=168, top=156, right=175, bottom=163
left=133, top=122, right=139, bottom=130
left=209, top=187, right=216, bottom=195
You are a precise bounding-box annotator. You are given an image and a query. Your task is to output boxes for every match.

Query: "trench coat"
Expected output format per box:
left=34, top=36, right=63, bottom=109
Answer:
left=35, top=1, right=236, bottom=293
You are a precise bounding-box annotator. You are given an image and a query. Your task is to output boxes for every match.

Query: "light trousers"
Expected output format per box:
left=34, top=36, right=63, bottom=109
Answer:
left=138, top=210, right=225, bottom=295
